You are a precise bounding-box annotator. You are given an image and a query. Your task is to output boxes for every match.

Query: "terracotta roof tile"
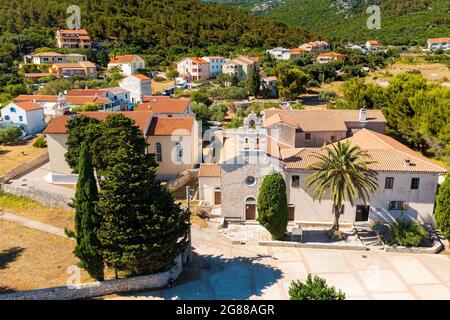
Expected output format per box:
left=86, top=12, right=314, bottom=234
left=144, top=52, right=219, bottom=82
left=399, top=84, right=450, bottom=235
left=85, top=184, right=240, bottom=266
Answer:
left=13, top=101, right=43, bottom=112
left=198, top=163, right=221, bottom=177
left=14, top=95, right=58, bottom=102
left=148, top=117, right=194, bottom=136
left=136, top=96, right=190, bottom=114
left=44, top=112, right=153, bottom=135
left=131, top=74, right=151, bottom=80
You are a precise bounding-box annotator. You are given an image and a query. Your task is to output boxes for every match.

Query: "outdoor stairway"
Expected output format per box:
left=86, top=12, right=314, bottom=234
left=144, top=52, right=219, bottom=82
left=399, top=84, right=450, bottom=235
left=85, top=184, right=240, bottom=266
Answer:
left=354, top=227, right=384, bottom=249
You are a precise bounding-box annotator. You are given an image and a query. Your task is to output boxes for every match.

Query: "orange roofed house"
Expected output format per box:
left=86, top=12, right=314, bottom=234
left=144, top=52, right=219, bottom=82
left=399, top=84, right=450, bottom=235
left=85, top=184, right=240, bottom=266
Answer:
left=427, top=37, right=450, bottom=51
left=135, top=96, right=194, bottom=118
left=43, top=98, right=201, bottom=183
left=177, top=57, right=211, bottom=81
left=56, top=29, right=92, bottom=49
left=107, top=55, right=145, bottom=76
left=316, top=52, right=345, bottom=64
left=49, top=61, right=97, bottom=79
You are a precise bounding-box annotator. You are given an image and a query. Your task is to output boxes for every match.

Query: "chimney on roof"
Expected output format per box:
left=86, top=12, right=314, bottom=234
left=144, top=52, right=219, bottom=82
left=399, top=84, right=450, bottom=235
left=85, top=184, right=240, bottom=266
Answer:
left=359, top=107, right=367, bottom=122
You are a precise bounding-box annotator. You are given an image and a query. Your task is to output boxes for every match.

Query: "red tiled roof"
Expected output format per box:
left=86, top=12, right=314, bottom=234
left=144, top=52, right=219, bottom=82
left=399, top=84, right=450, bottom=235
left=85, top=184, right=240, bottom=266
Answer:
left=136, top=96, right=190, bottom=114
left=428, top=37, right=450, bottom=43
left=198, top=163, right=221, bottom=177
left=66, top=89, right=106, bottom=96
left=131, top=74, right=151, bottom=80
left=65, top=96, right=110, bottom=105
left=148, top=117, right=194, bottom=136
left=109, top=55, right=141, bottom=64
left=14, top=95, right=58, bottom=102
left=57, top=29, right=89, bottom=35
left=44, top=112, right=153, bottom=135
left=13, top=101, right=43, bottom=112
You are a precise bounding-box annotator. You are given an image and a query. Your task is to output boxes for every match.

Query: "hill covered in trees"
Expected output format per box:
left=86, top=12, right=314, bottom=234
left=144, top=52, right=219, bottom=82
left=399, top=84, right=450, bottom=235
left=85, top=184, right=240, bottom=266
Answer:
left=210, top=0, right=450, bottom=45
left=0, top=0, right=313, bottom=56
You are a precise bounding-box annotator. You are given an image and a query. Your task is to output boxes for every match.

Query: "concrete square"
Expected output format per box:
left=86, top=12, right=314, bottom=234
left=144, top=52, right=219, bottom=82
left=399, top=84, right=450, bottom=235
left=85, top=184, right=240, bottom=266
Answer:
left=372, top=292, right=416, bottom=300
left=413, top=284, right=450, bottom=300
left=357, top=269, right=407, bottom=293
left=318, top=273, right=365, bottom=297
left=302, top=249, right=350, bottom=273
left=387, top=255, right=439, bottom=285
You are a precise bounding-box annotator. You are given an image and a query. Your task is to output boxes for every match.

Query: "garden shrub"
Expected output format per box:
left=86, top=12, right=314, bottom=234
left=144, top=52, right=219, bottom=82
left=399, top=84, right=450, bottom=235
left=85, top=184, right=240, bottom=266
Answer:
left=32, top=136, right=47, bottom=148
left=289, top=274, right=345, bottom=300
left=391, top=220, right=431, bottom=247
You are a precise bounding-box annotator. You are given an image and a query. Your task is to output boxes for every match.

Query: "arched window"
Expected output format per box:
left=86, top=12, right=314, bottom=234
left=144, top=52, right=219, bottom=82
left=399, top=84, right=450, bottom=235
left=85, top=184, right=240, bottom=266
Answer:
left=10, top=107, right=16, bottom=113
left=175, top=143, right=183, bottom=163
left=156, top=143, right=162, bottom=162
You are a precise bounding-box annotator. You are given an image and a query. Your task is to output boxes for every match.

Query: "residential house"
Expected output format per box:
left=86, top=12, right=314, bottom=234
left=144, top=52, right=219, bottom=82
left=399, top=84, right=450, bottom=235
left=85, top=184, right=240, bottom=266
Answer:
left=67, top=87, right=131, bottom=110
left=262, top=108, right=386, bottom=148
left=261, top=76, right=278, bottom=98
left=198, top=112, right=446, bottom=225
left=1, top=101, right=45, bottom=134
left=289, top=48, right=308, bottom=59
left=49, top=61, right=97, bottom=79
left=365, top=40, right=380, bottom=51
left=44, top=111, right=201, bottom=183
left=24, top=73, right=53, bottom=82
left=202, top=56, right=225, bottom=78
left=177, top=57, right=211, bottom=81
left=135, top=96, right=194, bottom=118
left=119, top=74, right=152, bottom=103
left=223, top=56, right=259, bottom=81
left=266, top=48, right=291, bottom=60
left=31, top=52, right=87, bottom=64
left=316, top=52, right=345, bottom=64
left=427, top=37, right=450, bottom=51
left=56, top=29, right=92, bottom=49
left=107, top=55, right=145, bottom=76
left=299, top=40, right=330, bottom=52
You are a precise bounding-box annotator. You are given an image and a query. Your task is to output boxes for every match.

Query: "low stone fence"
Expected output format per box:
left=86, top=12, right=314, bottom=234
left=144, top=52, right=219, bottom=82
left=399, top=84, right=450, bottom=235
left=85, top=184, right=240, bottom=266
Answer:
left=166, top=169, right=198, bottom=192
left=384, top=241, right=443, bottom=254
left=0, top=255, right=183, bottom=300
left=259, top=240, right=367, bottom=251
left=0, top=184, right=72, bottom=211
left=0, top=152, right=49, bottom=183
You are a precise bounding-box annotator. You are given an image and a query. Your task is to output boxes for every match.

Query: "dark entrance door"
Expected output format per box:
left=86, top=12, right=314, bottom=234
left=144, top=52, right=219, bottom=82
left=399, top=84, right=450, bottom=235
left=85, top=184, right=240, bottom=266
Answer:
left=288, top=206, right=295, bottom=221
left=355, top=205, right=370, bottom=222
left=246, top=204, right=256, bottom=220
left=214, top=190, right=221, bottom=205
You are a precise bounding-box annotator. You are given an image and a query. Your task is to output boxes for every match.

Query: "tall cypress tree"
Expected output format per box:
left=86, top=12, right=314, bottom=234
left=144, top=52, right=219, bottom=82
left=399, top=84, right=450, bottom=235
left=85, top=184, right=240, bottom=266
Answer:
left=246, top=64, right=261, bottom=97
left=257, top=173, right=288, bottom=240
left=73, top=142, right=104, bottom=280
left=435, top=174, right=450, bottom=239
left=96, top=141, right=190, bottom=275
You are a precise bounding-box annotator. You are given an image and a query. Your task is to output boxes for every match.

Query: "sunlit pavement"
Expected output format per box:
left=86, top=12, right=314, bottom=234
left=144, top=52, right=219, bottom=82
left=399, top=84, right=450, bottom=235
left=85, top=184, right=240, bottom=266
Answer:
left=107, top=226, right=450, bottom=300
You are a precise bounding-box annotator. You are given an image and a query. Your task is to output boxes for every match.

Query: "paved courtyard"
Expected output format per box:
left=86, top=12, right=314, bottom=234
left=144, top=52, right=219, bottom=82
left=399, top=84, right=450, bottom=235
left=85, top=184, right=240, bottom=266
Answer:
left=109, top=225, right=450, bottom=300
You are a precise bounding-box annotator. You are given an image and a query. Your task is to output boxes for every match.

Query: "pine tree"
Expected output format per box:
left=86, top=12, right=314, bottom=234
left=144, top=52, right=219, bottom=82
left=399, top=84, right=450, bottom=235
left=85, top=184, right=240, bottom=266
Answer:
left=96, top=141, right=190, bottom=275
left=435, top=174, right=450, bottom=239
left=246, top=64, right=261, bottom=97
left=73, top=142, right=104, bottom=280
left=257, top=173, right=288, bottom=240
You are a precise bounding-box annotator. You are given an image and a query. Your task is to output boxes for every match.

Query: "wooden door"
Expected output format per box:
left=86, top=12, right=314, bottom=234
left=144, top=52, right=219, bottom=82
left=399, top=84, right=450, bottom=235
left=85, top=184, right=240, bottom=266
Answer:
left=288, top=206, right=295, bottom=221
left=245, top=204, right=256, bottom=220
left=214, top=190, right=221, bottom=205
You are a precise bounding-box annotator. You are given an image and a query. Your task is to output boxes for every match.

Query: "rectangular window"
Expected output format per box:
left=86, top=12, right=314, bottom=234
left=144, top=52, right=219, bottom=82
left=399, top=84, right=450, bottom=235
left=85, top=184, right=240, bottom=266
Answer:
left=411, top=178, right=420, bottom=190
left=305, top=133, right=311, bottom=142
left=19, top=116, right=23, bottom=122
left=291, top=175, right=300, bottom=188
left=385, top=177, right=394, bottom=189
left=389, top=201, right=408, bottom=211
left=330, top=135, right=336, bottom=142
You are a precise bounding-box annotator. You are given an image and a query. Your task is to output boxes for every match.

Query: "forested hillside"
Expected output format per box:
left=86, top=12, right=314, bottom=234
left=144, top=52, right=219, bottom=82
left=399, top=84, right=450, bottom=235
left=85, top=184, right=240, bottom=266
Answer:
left=0, top=0, right=313, bottom=54
left=211, top=0, right=450, bottom=45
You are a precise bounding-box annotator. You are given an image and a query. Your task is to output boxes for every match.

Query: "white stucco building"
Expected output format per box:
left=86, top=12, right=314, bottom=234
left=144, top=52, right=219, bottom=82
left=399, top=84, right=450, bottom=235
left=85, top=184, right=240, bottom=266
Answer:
left=1, top=101, right=45, bottom=134
left=108, top=55, right=145, bottom=76
left=119, top=74, right=152, bottom=103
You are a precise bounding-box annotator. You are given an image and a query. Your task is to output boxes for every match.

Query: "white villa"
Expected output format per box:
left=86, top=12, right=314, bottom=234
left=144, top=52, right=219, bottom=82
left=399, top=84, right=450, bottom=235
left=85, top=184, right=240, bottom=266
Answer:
left=198, top=110, right=446, bottom=226
left=1, top=101, right=45, bottom=135
left=108, top=55, right=145, bottom=76
left=119, top=74, right=152, bottom=103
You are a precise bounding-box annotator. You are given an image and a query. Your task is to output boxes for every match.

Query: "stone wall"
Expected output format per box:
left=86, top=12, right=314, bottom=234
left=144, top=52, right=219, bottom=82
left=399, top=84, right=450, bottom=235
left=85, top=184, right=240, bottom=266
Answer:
left=166, top=169, right=198, bottom=191
left=0, top=255, right=183, bottom=300
left=0, top=152, right=49, bottom=183
left=1, top=184, right=72, bottom=210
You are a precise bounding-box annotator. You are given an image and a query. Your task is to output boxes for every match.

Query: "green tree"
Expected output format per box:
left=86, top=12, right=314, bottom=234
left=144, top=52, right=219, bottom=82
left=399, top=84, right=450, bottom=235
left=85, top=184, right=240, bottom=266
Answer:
left=191, top=102, right=211, bottom=124
left=0, top=127, right=21, bottom=145
left=276, top=64, right=310, bottom=100
left=96, top=141, right=190, bottom=274
left=289, top=274, right=345, bottom=300
left=305, top=142, right=379, bottom=231
left=246, top=64, right=260, bottom=97
left=435, top=174, right=450, bottom=239
left=71, top=142, right=104, bottom=280
left=257, top=173, right=288, bottom=240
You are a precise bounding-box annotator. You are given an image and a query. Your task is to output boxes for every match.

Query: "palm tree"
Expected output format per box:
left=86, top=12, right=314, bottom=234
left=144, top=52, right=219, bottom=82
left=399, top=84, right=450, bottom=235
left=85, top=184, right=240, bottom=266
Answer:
left=305, top=141, right=379, bottom=231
